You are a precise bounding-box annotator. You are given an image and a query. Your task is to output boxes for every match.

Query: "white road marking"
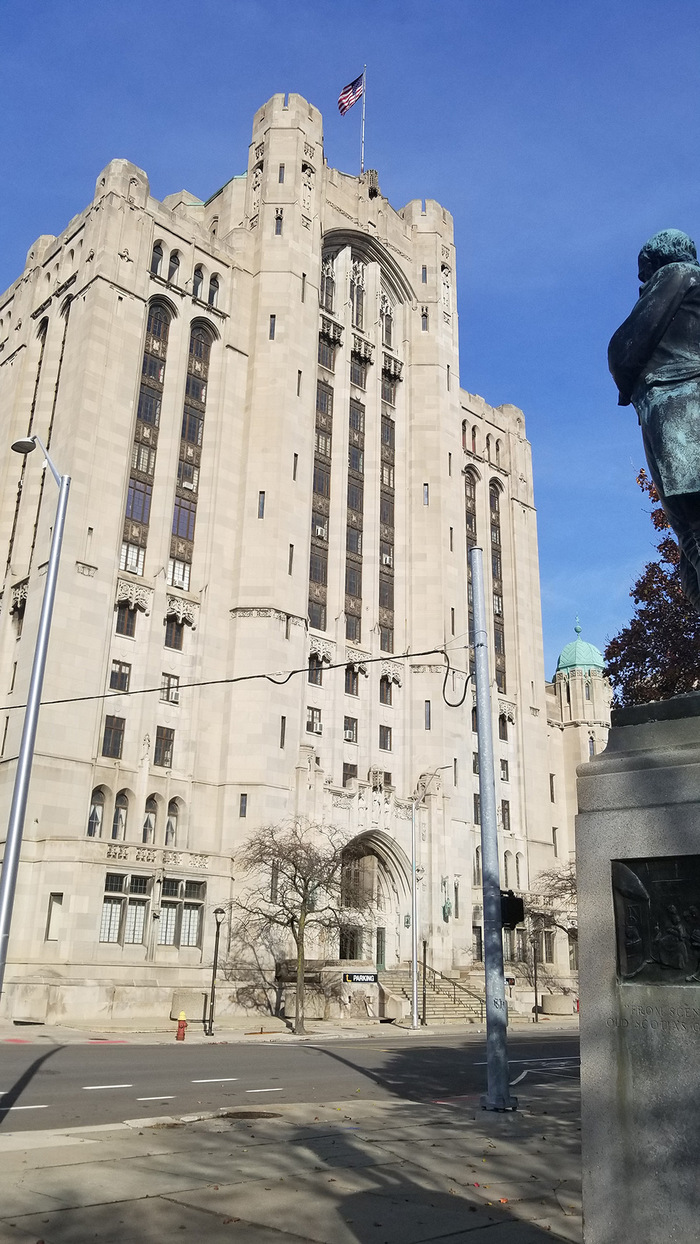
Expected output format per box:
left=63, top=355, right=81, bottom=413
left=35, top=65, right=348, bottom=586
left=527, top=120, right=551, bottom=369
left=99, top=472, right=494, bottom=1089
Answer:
left=82, top=1084, right=133, bottom=1090
left=245, top=1088, right=284, bottom=1094
left=474, top=1057, right=579, bottom=1066
left=0, top=1104, right=49, bottom=1111
left=191, top=1077, right=239, bottom=1084
left=137, top=1096, right=175, bottom=1101
left=510, top=1069, right=531, bottom=1086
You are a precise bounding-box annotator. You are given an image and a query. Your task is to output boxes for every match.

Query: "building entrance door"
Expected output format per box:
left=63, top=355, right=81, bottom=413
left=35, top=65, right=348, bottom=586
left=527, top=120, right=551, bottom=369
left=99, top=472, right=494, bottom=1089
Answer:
left=375, top=927, right=386, bottom=970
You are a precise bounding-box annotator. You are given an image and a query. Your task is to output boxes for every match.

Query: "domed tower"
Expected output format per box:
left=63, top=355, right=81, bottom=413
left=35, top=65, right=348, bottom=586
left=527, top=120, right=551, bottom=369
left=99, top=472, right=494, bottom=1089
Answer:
left=553, top=620, right=611, bottom=756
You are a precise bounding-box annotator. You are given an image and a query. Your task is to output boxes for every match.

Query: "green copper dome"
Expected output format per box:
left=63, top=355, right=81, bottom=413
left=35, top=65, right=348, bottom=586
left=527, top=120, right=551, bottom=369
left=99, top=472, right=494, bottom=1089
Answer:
left=555, top=620, right=604, bottom=674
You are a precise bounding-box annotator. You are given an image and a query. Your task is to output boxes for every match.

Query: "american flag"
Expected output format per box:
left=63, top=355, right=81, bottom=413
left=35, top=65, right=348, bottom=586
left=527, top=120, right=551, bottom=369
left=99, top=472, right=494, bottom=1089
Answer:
left=338, top=73, right=364, bottom=116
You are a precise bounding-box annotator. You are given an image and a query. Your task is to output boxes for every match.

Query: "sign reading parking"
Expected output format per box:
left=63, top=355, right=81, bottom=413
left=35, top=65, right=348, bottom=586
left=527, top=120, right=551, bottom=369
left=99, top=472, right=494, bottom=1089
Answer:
left=343, top=972, right=378, bottom=984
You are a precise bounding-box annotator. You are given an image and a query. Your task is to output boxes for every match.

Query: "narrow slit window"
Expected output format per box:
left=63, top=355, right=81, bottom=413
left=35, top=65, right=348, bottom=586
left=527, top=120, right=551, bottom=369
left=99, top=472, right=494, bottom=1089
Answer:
left=269, top=314, right=276, bottom=340
left=258, top=491, right=265, bottom=519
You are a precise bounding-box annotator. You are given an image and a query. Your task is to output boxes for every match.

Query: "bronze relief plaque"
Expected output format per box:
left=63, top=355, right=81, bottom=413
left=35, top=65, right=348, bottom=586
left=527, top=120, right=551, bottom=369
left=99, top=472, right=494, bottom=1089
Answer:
left=612, top=855, right=700, bottom=985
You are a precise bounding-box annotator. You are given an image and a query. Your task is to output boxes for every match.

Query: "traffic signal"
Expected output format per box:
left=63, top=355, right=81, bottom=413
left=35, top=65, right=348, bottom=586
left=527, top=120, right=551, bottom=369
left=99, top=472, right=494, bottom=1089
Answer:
left=501, top=889, right=525, bottom=930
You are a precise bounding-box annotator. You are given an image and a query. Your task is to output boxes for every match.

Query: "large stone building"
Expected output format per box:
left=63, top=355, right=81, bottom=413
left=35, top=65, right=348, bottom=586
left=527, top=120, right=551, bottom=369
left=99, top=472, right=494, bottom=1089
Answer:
left=0, top=94, right=607, bottom=1025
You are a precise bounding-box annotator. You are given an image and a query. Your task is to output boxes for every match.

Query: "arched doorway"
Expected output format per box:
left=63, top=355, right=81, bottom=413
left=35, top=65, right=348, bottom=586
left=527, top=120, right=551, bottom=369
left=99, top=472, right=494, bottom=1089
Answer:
left=339, top=830, right=412, bottom=968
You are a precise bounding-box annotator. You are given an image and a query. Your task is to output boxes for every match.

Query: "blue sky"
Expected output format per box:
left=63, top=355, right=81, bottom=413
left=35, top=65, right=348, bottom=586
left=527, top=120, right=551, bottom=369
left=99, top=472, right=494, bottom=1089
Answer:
left=3, top=0, right=699, bottom=677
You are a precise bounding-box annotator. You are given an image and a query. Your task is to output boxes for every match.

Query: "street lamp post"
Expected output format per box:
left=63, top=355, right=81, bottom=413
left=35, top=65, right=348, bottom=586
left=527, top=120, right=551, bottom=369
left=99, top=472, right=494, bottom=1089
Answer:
left=0, top=435, right=70, bottom=1001
left=531, top=934, right=539, bottom=1024
left=410, top=766, right=451, bottom=1030
left=205, top=907, right=226, bottom=1036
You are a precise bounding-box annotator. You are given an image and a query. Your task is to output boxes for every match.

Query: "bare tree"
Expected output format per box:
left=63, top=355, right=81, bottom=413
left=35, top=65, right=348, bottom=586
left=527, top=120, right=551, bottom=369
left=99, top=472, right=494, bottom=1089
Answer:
left=228, top=820, right=373, bottom=1035
left=528, top=861, right=578, bottom=941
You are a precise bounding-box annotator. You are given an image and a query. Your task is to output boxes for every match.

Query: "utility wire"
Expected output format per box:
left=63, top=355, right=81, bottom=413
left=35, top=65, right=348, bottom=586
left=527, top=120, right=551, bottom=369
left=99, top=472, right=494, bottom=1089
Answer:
left=0, top=643, right=471, bottom=716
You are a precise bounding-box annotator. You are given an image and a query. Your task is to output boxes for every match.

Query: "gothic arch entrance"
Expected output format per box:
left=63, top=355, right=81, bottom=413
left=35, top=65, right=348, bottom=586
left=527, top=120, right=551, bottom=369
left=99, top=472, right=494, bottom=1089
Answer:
left=339, top=830, right=412, bottom=967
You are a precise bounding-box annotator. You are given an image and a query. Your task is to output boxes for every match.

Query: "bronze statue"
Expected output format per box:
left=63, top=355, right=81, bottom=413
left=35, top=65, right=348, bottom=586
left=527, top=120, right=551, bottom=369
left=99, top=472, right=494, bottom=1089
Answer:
left=608, top=229, right=700, bottom=609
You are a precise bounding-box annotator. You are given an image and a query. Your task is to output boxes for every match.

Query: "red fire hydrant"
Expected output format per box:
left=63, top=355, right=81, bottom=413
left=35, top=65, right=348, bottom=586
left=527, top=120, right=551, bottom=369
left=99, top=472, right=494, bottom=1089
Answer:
left=176, top=1011, right=187, bottom=1041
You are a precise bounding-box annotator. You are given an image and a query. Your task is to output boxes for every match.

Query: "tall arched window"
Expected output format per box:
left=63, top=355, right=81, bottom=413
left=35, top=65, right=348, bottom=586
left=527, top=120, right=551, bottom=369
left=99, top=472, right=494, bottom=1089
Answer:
left=170, top=322, right=215, bottom=590
left=87, top=789, right=105, bottom=838
left=504, top=850, right=514, bottom=889
left=122, top=300, right=173, bottom=578
left=495, top=439, right=501, bottom=467
left=516, top=852, right=525, bottom=891
left=490, top=482, right=506, bottom=693
left=589, top=736, right=595, bottom=759
left=112, top=791, right=128, bottom=841
left=462, top=420, right=467, bottom=451
left=585, top=681, right=591, bottom=701
left=207, top=274, right=219, bottom=307
left=474, top=846, right=481, bottom=886
left=150, top=242, right=163, bottom=276
left=498, top=714, right=508, bottom=741
left=167, top=251, right=180, bottom=284
left=472, top=425, right=477, bottom=454
left=142, top=796, right=157, bottom=844
left=320, top=258, right=335, bottom=312
left=486, top=434, right=492, bottom=462
left=192, top=266, right=203, bottom=299
left=165, top=799, right=179, bottom=846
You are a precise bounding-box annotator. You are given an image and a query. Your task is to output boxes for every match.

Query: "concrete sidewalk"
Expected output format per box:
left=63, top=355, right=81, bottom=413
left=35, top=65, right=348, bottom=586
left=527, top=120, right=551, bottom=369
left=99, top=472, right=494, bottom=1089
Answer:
left=0, top=1084, right=582, bottom=1243
left=0, top=1014, right=579, bottom=1046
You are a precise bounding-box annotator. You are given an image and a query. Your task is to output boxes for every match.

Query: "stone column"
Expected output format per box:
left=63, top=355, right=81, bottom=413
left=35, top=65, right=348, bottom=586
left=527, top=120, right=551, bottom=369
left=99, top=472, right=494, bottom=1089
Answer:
left=576, top=693, right=700, bottom=1242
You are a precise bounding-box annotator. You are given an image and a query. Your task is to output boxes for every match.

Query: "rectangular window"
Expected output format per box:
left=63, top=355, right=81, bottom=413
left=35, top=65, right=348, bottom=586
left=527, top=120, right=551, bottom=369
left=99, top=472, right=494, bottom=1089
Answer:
left=301, top=273, right=306, bottom=302
left=279, top=715, right=286, bottom=748
left=161, top=673, right=180, bottom=703
left=381, top=463, right=394, bottom=488
left=100, top=896, right=122, bottom=943
left=180, top=903, right=202, bottom=947
left=423, top=483, right=429, bottom=505
left=137, top=389, right=161, bottom=427
left=501, top=800, right=511, bottom=832
left=381, top=417, right=395, bottom=449
left=451, top=607, right=455, bottom=635
left=349, top=445, right=364, bottom=473
left=278, top=163, right=285, bottom=183
left=348, top=481, right=364, bottom=513
left=181, top=405, right=204, bottom=446
left=126, top=479, right=152, bottom=524
left=345, top=564, right=362, bottom=597
left=158, top=902, right=178, bottom=946
left=177, top=459, right=199, bottom=492
left=142, top=354, right=164, bottom=385
left=544, top=931, right=555, bottom=964
left=347, top=527, right=362, bottom=555
left=269, top=314, right=276, bottom=340
left=185, top=374, right=206, bottom=406
left=308, top=654, right=323, bottom=685
left=379, top=725, right=392, bottom=751
left=315, top=429, right=332, bottom=456
left=293, top=452, right=298, bottom=479
left=258, top=491, right=265, bottom=519
left=102, top=715, right=125, bottom=759
left=473, top=925, right=483, bottom=962
left=349, top=400, right=365, bottom=433
left=45, top=892, right=63, bottom=942
left=550, top=773, right=556, bottom=802
left=120, top=542, right=145, bottom=576
left=310, top=549, right=328, bottom=585
left=380, top=541, right=393, bottom=568
left=500, top=758, right=509, bottom=781
left=454, top=757, right=458, bottom=786
left=553, top=826, right=558, bottom=858
left=172, top=497, right=197, bottom=541
left=496, top=669, right=507, bottom=694
left=167, top=559, right=191, bottom=591
left=297, top=371, right=302, bottom=396
left=110, top=660, right=131, bottom=692
left=313, top=464, right=331, bottom=497
left=421, top=265, right=427, bottom=283
left=380, top=626, right=393, bottom=653
left=343, top=763, right=358, bottom=788
left=275, top=211, right=283, bottom=236
left=449, top=526, right=454, bottom=551
left=350, top=357, right=367, bottom=389
left=167, top=559, right=190, bottom=592
left=316, top=381, right=333, bottom=416
left=308, top=600, right=326, bottom=631
left=306, top=706, right=322, bottom=735
left=379, top=577, right=393, bottom=609
left=499, top=715, right=509, bottom=741
left=288, top=544, right=294, bottom=575
left=380, top=493, right=394, bottom=525
left=381, top=375, right=396, bottom=405
left=318, top=338, right=335, bottom=370
left=240, top=793, right=248, bottom=817
left=344, top=716, right=358, bottom=744
left=345, top=614, right=361, bottom=642
left=379, top=676, right=392, bottom=706
left=345, top=666, right=359, bottom=696
left=124, top=899, right=147, bottom=945
left=473, top=751, right=480, bottom=774
left=154, top=726, right=174, bottom=768
left=473, top=793, right=481, bottom=824
left=165, top=618, right=184, bottom=650
left=446, top=365, right=450, bottom=391
left=424, top=700, right=431, bottom=730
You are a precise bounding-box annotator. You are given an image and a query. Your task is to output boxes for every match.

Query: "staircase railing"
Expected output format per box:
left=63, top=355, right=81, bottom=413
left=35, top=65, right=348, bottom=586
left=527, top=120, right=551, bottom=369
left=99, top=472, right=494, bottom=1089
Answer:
left=420, top=963, right=485, bottom=1022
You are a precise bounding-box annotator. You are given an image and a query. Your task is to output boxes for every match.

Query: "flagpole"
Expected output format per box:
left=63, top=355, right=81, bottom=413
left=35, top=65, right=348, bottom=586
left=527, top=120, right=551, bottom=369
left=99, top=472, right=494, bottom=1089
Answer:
left=360, top=65, right=366, bottom=175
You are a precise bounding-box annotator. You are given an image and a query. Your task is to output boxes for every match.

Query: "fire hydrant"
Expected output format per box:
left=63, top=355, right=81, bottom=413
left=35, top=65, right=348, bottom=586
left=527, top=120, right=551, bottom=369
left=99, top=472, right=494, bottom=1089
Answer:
left=176, top=1011, right=187, bottom=1041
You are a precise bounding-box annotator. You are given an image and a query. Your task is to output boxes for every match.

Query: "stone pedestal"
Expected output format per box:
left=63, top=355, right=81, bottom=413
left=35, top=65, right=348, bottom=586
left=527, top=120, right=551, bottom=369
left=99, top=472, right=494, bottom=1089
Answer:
left=576, top=693, right=700, bottom=1243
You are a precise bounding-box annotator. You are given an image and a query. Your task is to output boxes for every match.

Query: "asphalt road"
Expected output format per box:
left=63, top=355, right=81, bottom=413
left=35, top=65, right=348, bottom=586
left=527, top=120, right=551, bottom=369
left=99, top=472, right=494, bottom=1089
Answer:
left=0, top=1030, right=579, bottom=1132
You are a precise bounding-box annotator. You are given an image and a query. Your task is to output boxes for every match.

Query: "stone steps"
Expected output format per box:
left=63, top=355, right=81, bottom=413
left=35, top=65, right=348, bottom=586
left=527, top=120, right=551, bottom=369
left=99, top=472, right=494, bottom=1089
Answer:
left=379, top=968, right=485, bottom=1023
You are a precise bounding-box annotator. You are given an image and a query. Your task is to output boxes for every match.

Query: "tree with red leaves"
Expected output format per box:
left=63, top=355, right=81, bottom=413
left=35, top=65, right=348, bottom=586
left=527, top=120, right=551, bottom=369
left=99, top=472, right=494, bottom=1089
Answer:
left=604, top=470, right=700, bottom=706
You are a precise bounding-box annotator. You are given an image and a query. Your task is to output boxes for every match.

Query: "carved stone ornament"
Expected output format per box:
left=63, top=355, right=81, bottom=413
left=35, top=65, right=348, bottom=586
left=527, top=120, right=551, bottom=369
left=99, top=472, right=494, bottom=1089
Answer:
left=394, top=800, right=413, bottom=819
left=10, top=579, right=28, bottom=614
left=116, top=578, right=152, bottom=615
left=351, top=258, right=366, bottom=289
left=250, top=164, right=262, bottom=215
left=369, top=766, right=384, bottom=790
left=309, top=635, right=335, bottom=664
left=381, top=661, right=402, bottom=686
left=352, top=334, right=374, bottom=363
left=230, top=606, right=305, bottom=629
left=498, top=699, right=517, bottom=723
left=301, top=162, right=314, bottom=213
left=320, top=316, right=343, bottom=346
left=76, top=562, right=97, bottom=577
left=255, top=142, right=264, bottom=160
left=441, top=264, right=452, bottom=312
left=412, top=664, right=445, bottom=675
left=612, top=854, right=700, bottom=985
left=304, top=142, right=315, bottom=160
left=322, top=256, right=335, bottom=280
left=166, top=595, right=198, bottom=629
left=346, top=648, right=371, bottom=675
left=382, top=353, right=403, bottom=382
left=380, top=291, right=393, bottom=318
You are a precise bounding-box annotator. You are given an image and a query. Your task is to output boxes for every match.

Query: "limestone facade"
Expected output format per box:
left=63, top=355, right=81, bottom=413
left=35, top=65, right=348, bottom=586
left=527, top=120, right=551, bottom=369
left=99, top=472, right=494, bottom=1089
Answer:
left=0, top=94, right=600, bottom=1024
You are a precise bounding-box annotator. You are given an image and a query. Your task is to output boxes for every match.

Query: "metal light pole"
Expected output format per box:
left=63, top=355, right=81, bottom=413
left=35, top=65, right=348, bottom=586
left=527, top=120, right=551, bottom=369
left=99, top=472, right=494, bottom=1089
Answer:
left=0, top=435, right=70, bottom=1001
left=410, top=766, right=450, bottom=1030
left=205, top=907, right=226, bottom=1036
left=470, top=546, right=517, bottom=1111
left=531, top=934, right=539, bottom=1024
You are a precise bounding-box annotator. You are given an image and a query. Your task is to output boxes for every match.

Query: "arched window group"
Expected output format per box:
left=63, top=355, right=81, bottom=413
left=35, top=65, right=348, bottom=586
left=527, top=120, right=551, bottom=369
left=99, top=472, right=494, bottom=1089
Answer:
left=151, top=242, right=221, bottom=307
left=87, top=788, right=184, bottom=848
left=170, top=322, right=216, bottom=590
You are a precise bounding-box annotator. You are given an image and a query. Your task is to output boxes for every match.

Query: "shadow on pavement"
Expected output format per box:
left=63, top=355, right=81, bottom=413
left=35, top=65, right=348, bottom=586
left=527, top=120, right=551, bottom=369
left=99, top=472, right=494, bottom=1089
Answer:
left=0, top=1044, right=63, bottom=1127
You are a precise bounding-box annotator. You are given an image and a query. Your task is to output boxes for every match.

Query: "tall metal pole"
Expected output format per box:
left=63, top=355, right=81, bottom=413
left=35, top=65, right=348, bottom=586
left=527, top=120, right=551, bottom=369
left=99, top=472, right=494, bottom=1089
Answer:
left=410, top=799, right=419, bottom=1028
left=422, top=938, right=428, bottom=1026
left=206, top=914, right=224, bottom=1036
left=532, top=937, right=539, bottom=1024
left=0, top=437, right=70, bottom=999
left=470, top=546, right=517, bottom=1111
left=360, top=66, right=367, bottom=175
